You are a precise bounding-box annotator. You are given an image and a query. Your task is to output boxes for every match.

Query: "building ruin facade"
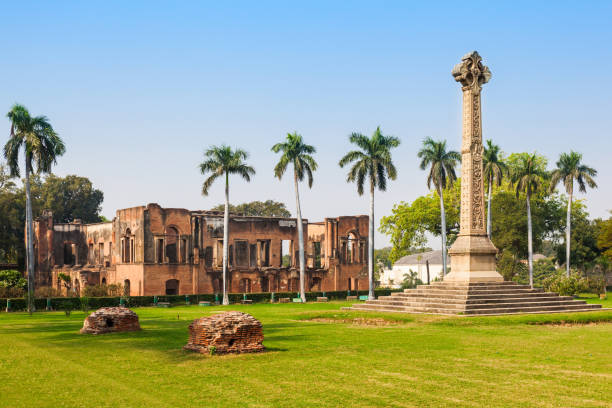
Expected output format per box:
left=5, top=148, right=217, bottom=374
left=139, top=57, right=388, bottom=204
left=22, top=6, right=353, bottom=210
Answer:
left=32, top=204, right=369, bottom=296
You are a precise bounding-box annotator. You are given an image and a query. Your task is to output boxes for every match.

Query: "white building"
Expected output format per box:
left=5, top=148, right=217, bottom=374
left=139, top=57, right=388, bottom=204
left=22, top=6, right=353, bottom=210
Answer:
left=380, top=250, right=449, bottom=288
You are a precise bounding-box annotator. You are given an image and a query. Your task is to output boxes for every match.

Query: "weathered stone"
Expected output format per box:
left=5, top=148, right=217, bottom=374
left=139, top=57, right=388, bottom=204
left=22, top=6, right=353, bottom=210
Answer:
left=80, top=307, right=141, bottom=335
left=446, top=51, right=503, bottom=283
left=184, top=311, right=264, bottom=355
left=32, top=205, right=370, bottom=296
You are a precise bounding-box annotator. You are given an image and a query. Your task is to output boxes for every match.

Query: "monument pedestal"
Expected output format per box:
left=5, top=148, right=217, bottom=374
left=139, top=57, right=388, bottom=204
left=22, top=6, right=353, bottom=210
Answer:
left=348, top=51, right=605, bottom=315
left=446, top=234, right=503, bottom=282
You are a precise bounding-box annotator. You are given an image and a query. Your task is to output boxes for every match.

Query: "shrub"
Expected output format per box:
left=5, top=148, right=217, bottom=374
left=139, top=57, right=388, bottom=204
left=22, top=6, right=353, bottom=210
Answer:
left=586, top=276, right=607, bottom=295
left=0, top=286, right=25, bottom=298
left=0, top=270, right=27, bottom=291
left=542, top=271, right=589, bottom=296
left=35, top=286, right=62, bottom=298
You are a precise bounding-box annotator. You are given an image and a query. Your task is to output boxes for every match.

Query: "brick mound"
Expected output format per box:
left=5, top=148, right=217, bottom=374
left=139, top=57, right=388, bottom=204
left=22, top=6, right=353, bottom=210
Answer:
left=184, top=311, right=264, bottom=355
left=80, top=307, right=141, bottom=335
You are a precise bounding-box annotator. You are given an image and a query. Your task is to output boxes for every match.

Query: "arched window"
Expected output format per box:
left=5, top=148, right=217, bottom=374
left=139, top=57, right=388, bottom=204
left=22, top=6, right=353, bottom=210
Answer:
left=101, top=277, right=107, bottom=285
left=165, top=279, right=179, bottom=295
left=122, top=229, right=133, bottom=263
left=124, top=279, right=130, bottom=296
left=165, top=226, right=179, bottom=263
left=347, top=232, right=357, bottom=263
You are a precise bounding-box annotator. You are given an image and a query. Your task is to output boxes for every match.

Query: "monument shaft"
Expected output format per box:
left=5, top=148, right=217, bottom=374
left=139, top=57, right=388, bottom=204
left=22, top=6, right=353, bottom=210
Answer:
left=445, top=51, right=503, bottom=283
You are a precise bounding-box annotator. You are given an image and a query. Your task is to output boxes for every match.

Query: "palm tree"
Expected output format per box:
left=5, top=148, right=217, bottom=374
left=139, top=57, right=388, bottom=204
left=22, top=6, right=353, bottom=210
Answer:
left=199, top=145, right=255, bottom=305
left=339, top=127, right=400, bottom=300
left=510, top=153, right=547, bottom=288
left=271, top=132, right=318, bottom=302
left=550, top=151, right=597, bottom=276
left=483, top=140, right=508, bottom=239
left=4, top=104, right=65, bottom=313
left=417, top=138, right=460, bottom=277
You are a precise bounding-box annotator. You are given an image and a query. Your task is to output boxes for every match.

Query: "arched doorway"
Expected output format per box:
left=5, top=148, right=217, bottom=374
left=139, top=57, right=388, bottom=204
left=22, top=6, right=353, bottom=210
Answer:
left=165, top=279, right=179, bottom=295
left=165, top=226, right=179, bottom=263
left=124, top=279, right=131, bottom=296
left=310, top=277, right=322, bottom=291
left=101, top=278, right=107, bottom=285
left=260, top=276, right=269, bottom=292
left=74, top=279, right=80, bottom=296
left=239, top=278, right=252, bottom=293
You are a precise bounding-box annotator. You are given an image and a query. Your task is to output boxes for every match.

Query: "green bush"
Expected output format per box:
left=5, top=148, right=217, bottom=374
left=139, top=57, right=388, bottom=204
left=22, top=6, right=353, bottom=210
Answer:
left=542, top=271, right=589, bottom=296
left=0, top=288, right=401, bottom=311
left=586, top=276, right=607, bottom=295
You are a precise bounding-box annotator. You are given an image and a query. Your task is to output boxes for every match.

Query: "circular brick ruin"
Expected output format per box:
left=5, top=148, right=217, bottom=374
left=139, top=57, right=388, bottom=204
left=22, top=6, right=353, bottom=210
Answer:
left=80, top=307, right=141, bottom=335
left=184, top=311, right=264, bottom=355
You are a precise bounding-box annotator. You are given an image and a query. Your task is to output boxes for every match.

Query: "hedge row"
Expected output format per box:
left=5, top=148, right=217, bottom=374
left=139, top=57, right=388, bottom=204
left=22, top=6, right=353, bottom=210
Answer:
left=1, top=288, right=400, bottom=312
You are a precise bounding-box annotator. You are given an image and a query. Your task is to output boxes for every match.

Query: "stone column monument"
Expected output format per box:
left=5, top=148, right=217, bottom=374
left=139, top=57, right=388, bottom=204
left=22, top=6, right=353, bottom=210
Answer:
left=445, top=51, right=504, bottom=282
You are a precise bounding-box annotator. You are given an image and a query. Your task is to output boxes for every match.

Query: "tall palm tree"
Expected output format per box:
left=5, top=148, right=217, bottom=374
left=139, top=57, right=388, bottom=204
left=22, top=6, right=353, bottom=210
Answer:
left=339, top=127, right=400, bottom=300
left=271, top=132, right=318, bottom=302
left=199, top=145, right=255, bottom=305
left=4, top=104, right=65, bottom=313
left=417, top=137, right=460, bottom=276
left=483, top=140, right=508, bottom=239
left=510, top=153, right=547, bottom=288
left=550, top=151, right=597, bottom=276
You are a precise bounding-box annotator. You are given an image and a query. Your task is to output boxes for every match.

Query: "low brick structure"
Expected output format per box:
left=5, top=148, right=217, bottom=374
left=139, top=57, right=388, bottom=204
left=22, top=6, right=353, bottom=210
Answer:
left=184, top=311, right=264, bottom=355
left=80, top=307, right=141, bottom=335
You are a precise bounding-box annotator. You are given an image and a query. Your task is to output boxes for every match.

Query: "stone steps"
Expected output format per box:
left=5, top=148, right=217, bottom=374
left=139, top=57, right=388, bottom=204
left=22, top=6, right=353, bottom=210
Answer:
left=347, top=281, right=604, bottom=316
left=380, top=295, right=573, bottom=305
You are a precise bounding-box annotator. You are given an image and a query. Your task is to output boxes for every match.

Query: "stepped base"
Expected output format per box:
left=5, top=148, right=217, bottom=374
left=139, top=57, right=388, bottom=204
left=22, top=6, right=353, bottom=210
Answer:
left=347, top=281, right=606, bottom=316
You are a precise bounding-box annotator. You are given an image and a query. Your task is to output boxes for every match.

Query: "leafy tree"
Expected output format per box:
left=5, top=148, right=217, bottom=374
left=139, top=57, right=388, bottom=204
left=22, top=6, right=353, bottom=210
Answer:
left=339, top=127, right=400, bottom=300
left=483, top=140, right=508, bottom=239
left=199, top=145, right=255, bottom=305
left=490, top=189, right=563, bottom=260
left=211, top=200, right=291, bottom=218
left=380, top=182, right=460, bottom=263
left=417, top=137, right=460, bottom=276
left=0, top=170, right=105, bottom=268
left=271, top=132, right=318, bottom=303
left=597, top=212, right=612, bottom=261
left=4, top=104, right=65, bottom=312
left=0, top=270, right=27, bottom=290
left=38, top=174, right=104, bottom=223
left=374, top=247, right=393, bottom=269
left=550, top=151, right=597, bottom=276
left=553, top=203, right=602, bottom=272
left=509, top=152, right=548, bottom=287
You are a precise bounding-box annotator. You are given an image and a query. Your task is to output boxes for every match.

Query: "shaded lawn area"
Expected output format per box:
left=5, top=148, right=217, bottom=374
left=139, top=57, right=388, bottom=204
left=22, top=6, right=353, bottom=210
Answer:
left=1, top=301, right=611, bottom=407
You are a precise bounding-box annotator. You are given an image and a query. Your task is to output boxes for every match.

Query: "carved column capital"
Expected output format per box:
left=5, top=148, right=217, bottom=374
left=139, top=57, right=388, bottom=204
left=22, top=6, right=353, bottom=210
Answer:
left=452, top=51, right=491, bottom=91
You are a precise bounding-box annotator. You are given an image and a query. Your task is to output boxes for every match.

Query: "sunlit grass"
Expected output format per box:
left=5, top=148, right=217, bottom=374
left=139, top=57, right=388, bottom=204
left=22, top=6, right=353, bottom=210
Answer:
left=1, top=300, right=611, bottom=407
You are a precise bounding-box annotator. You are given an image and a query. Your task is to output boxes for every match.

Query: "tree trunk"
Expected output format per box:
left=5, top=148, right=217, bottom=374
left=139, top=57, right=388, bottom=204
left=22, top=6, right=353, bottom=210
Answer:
left=368, top=181, right=375, bottom=300
left=294, top=171, right=306, bottom=302
left=566, top=189, right=572, bottom=277
left=526, top=193, right=534, bottom=288
left=222, top=172, right=230, bottom=305
left=24, top=157, right=36, bottom=313
left=438, top=186, right=448, bottom=276
left=487, top=179, right=492, bottom=239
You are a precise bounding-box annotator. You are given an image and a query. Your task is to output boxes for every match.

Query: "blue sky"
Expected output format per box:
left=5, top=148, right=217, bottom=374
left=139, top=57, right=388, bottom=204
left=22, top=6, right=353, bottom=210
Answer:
left=1, top=1, right=611, bottom=248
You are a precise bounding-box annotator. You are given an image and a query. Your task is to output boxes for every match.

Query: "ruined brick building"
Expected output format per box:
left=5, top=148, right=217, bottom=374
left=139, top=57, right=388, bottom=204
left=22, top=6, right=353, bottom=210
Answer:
left=32, top=204, right=369, bottom=296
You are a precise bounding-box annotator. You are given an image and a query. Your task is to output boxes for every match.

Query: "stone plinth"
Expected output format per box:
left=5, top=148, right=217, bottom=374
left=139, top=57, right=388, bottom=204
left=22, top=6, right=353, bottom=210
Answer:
left=184, top=311, right=264, bottom=355
left=80, top=307, right=141, bottom=335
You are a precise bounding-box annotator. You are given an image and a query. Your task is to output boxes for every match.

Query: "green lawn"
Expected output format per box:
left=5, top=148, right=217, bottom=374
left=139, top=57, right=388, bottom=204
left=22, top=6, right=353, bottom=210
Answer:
left=1, top=301, right=612, bottom=407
